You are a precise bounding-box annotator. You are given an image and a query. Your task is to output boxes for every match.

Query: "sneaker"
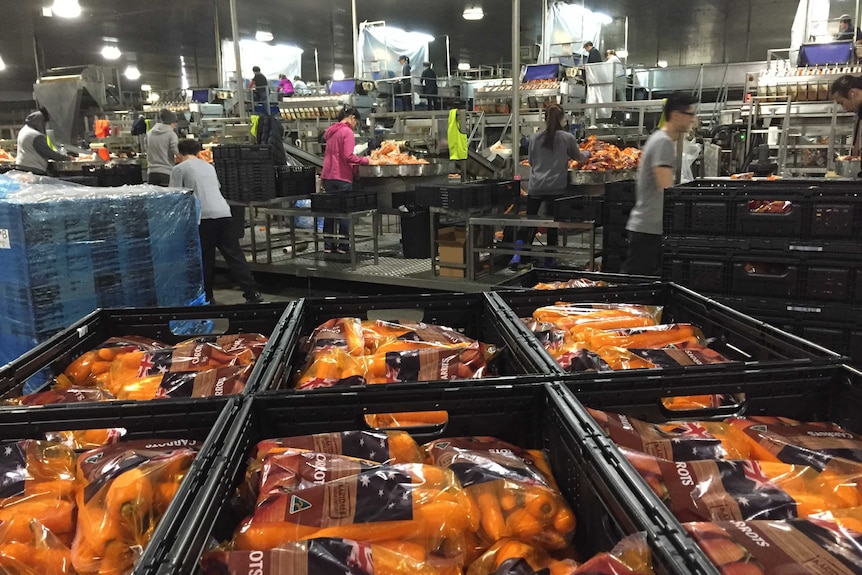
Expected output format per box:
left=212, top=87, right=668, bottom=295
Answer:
left=508, top=239, right=525, bottom=270
left=336, top=246, right=349, bottom=254
left=244, top=292, right=264, bottom=304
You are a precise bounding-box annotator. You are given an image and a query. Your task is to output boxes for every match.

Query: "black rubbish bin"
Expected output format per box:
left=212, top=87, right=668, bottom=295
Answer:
left=400, top=210, right=431, bottom=259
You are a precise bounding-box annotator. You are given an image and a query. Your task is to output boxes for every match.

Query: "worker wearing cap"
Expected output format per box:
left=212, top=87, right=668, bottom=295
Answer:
left=146, top=108, right=179, bottom=186
left=836, top=14, right=862, bottom=41
left=15, top=107, right=70, bottom=175
left=421, top=62, right=439, bottom=110
left=399, top=56, right=413, bottom=112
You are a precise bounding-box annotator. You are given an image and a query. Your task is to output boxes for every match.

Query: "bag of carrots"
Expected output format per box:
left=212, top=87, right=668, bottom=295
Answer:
left=685, top=518, right=862, bottom=575
left=3, top=388, right=115, bottom=406
left=365, top=411, right=449, bottom=429
left=201, top=537, right=461, bottom=575
left=0, top=518, right=74, bottom=575
left=660, top=394, right=743, bottom=412
left=0, top=440, right=77, bottom=546
left=301, top=318, right=366, bottom=357
left=584, top=324, right=704, bottom=353
left=233, top=463, right=474, bottom=565
left=56, top=336, right=168, bottom=390
left=424, top=437, right=576, bottom=551
left=623, top=447, right=862, bottom=523
left=587, top=409, right=751, bottom=461
left=45, top=428, right=127, bottom=450
left=465, top=538, right=580, bottom=575
left=71, top=439, right=200, bottom=575
left=533, top=278, right=610, bottom=290
left=531, top=304, right=662, bottom=333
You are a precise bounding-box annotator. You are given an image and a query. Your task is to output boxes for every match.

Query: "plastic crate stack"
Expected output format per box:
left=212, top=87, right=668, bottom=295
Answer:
left=663, top=178, right=862, bottom=363
left=276, top=165, right=315, bottom=197
left=213, top=145, right=277, bottom=203
left=0, top=174, right=205, bottom=369
left=601, top=180, right=636, bottom=272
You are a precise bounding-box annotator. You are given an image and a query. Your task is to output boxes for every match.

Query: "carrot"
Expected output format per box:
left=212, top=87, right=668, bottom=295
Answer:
left=505, top=508, right=543, bottom=539
left=25, top=480, right=75, bottom=500
left=98, top=539, right=136, bottom=575
left=97, top=348, right=118, bottom=361
left=494, top=539, right=537, bottom=568
left=552, top=506, right=576, bottom=535
left=524, top=487, right=559, bottom=522
left=465, top=491, right=482, bottom=532
left=476, top=490, right=508, bottom=541
left=375, top=539, right=427, bottom=561
left=500, top=491, right=519, bottom=512
left=0, top=499, right=75, bottom=536
left=387, top=432, right=423, bottom=463
left=540, top=531, right=569, bottom=550
left=234, top=522, right=320, bottom=550
left=154, top=481, right=181, bottom=513
left=104, top=467, right=154, bottom=524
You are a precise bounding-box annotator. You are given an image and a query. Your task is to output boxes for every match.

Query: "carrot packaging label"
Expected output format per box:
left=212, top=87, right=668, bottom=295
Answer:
left=254, top=468, right=414, bottom=527
left=256, top=431, right=394, bottom=463
left=425, top=437, right=551, bottom=488
left=202, top=539, right=377, bottom=575
left=629, top=342, right=734, bottom=368
left=157, top=364, right=252, bottom=398
left=257, top=452, right=376, bottom=502
left=0, top=441, right=28, bottom=498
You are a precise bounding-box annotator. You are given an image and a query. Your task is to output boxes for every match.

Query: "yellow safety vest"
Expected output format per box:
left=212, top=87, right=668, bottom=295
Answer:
left=448, top=109, right=468, bottom=161
left=250, top=115, right=260, bottom=140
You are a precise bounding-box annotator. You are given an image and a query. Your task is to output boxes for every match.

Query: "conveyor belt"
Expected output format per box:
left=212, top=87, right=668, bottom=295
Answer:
left=283, top=142, right=324, bottom=169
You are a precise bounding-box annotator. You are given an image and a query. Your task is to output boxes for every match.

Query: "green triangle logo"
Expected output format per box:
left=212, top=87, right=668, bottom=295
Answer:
left=289, top=495, right=312, bottom=514
left=435, top=442, right=451, bottom=449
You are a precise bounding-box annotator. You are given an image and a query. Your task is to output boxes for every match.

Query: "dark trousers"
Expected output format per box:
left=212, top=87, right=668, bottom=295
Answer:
left=199, top=217, right=258, bottom=301
left=147, top=172, right=170, bottom=186
left=621, top=230, right=662, bottom=276
left=515, top=194, right=563, bottom=250
left=321, top=179, right=353, bottom=250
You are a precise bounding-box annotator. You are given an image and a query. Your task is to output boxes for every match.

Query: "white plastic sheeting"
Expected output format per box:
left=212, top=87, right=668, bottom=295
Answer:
left=357, top=23, right=430, bottom=81
left=790, top=0, right=831, bottom=65
left=585, top=61, right=616, bottom=120
left=221, top=40, right=303, bottom=87
left=543, top=2, right=604, bottom=63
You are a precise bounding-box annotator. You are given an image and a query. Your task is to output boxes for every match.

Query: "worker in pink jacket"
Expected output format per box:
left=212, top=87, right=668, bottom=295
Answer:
left=320, top=106, right=369, bottom=254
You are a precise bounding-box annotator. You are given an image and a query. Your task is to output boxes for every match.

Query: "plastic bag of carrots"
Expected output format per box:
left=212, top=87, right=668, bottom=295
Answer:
left=0, top=518, right=74, bottom=575
left=365, top=411, right=449, bottom=429
left=533, top=278, right=610, bottom=290
left=424, top=437, right=576, bottom=551
left=45, top=428, right=127, bottom=450
left=0, top=440, right=77, bottom=547
left=234, top=462, right=474, bottom=565
left=57, top=336, right=168, bottom=389
left=3, top=388, right=115, bottom=406
left=201, top=537, right=461, bottom=575
left=685, top=518, right=862, bottom=575
left=623, top=447, right=862, bottom=523
left=587, top=409, right=751, bottom=461
left=71, top=439, right=200, bottom=575
left=530, top=304, right=662, bottom=334
left=660, top=394, right=743, bottom=412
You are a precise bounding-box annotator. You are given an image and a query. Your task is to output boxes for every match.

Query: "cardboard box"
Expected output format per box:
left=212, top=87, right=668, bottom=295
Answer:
left=439, top=266, right=466, bottom=278
left=438, top=226, right=467, bottom=264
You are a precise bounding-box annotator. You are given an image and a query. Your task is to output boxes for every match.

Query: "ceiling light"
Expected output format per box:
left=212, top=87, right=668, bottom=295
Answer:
left=255, top=30, right=274, bottom=42
left=51, top=0, right=82, bottom=18
left=124, top=65, right=141, bottom=80
left=147, top=92, right=160, bottom=103
left=594, top=12, right=613, bottom=25
left=101, top=45, right=122, bottom=60
left=657, top=60, right=668, bottom=68
left=462, top=6, right=484, bottom=20
left=0, top=56, right=6, bottom=72
left=140, top=83, right=152, bottom=92
left=333, top=68, right=345, bottom=81
left=458, top=62, right=471, bottom=71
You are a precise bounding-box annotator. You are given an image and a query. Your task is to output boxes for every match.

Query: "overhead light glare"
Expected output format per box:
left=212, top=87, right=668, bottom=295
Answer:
left=462, top=6, right=484, bottom=20
left=101, top=45, right=122, bottom=60
left=657, top=60, right=668, bottom=68
left=595, top=12, right=613, bottom=25
left=51, top=0, right=81, bottom=18
left=255, top=30, right=273, bottom=42
left=333, top=68, right=345, bottom=81
left=616, top=49, right=629, bottom=58
left=124, top=65, right=141, bottom=80
left=458, top=63, right=471, bottom=71
left=0, top=56, right=6, bottom=72
left=140, top=83, right=152, bottom=92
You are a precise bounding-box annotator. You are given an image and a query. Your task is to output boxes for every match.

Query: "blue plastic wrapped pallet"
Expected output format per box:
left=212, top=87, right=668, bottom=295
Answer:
left=0, top=173, right=205, bottom=376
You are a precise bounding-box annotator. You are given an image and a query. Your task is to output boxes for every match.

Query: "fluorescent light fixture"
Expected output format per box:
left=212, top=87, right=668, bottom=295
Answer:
left=657, top=60, right=668, bottom=68
left=42, top=6, right=53, bottom=17
left=462, top=6, right=484, bottom=20
left=0, top=56, right=5, bottom=72
left=458, top=62, right=471, bottom=71
left=333, top=68, right=345, bottom=81
left=594, top=12, right=613, bottom=25
left=124, top=65, right=141, bottom=80
left=140, top=84, right=152, bottom=92
left=617, top=49, right=629, bottom=58
left=255, top=30, right=273, bottom=42
left=147, top=92, right=160, bottom=103
left=51, top=0, right=81, bottom=18
left=101, top=45, right=122, bottom=60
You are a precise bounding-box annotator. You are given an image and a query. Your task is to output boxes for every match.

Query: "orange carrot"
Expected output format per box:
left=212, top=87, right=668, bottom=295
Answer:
left=524, top=487, right=559, bottom=522
left=506, top=508, right=543, bottom=539
left=477, top=490, right=507, bottom=541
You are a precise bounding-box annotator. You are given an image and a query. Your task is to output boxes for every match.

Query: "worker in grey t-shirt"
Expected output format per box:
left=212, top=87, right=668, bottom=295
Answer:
left=146, top=108, right=179, bottom=186
left=622, top=94, right=698, bottom=276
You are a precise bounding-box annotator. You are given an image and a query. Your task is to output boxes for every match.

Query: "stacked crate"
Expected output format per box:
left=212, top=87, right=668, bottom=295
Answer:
left=663, top=178, right=862, bottom=362
left=213, top=145, right=277, bottom=202
left=601, top=179, right=636, bottom=272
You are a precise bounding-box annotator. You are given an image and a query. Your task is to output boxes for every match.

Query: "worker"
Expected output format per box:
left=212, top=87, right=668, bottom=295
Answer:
left=621, top=93, right=699, bottom=276
left=830, top=74, right=862, bottom=155
left=320, top=106, right=370, bottom=254
left=583, top=41, right=602, bottom=64
left=14, top=107, right=70, bottom=175
left=169, top=138, right=263, bottom=305
left=146, top=108, right=179, bottom=186
left=277, top=74, right=294, bottom=98
left=249, top=66, right=269, bottom=103
left=421, top=62, right=439, bottom=110
left=836, top=14, right=862, bottom=41
left=293, top=76, right=309, bottom=95
left=398, top=55, right=413, bottom=111
left=606, top=49, right=627, bottom=101
left=509, top=104, right=590, bottom=269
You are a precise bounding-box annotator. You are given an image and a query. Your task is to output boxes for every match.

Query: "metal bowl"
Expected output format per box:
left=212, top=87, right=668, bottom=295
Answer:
left=835, top=159, right=861, bottom=179
left=355, top=160, right=454, bottom=178
left=568, top=169, right=637, bottom=185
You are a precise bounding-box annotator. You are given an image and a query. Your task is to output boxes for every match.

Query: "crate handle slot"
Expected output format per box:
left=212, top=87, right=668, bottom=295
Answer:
left=168, top=318, right=231, bottom=337
left=742, top=262, right=790, bottom=278
left=658, top=393, right=747, bottom=419
left=746, top=200, right=794, bottom=215
left=362, top=410, right=449, bottom=439
left=365, top=309, right=425, bottom=323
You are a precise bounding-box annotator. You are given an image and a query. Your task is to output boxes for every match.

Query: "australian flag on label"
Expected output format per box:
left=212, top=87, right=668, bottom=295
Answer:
left=0, top=442, right=27, bottom=498
left=340, top=431, right=391, bottom=462
left=136, top=350, right=173, bottom=378
left=307, top=539, right=375, bottom=575
left=354, top=469, right=413, bottom=523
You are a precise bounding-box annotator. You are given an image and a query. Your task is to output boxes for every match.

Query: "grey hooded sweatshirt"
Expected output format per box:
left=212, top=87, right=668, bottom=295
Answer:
left=15, top=110, right=68, bottom=174
left=146, top=122, right=179, bottom=176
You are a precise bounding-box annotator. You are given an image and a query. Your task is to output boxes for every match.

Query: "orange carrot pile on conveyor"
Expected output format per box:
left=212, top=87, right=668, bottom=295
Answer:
left=9, top=334, right=268, bottom=408
left=294, top=319, right=499, bottom=389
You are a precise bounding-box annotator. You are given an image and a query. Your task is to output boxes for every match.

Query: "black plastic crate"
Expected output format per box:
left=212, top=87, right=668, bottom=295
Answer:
left=490, top=282, right=846, bottom=379
left=416, top=182, right=493, bottom=210
left=252, top=292, right=557, bottom=393
left=310, top=190, right=377, bottom=212
left=212, top=146, right=240, bottom=160
left=148, top=384, right=715, bottom=575
left=665, top=180, right=862, bottom=240
left=555, top=364, right=862, bottom=575
left=604, top=179, right=636, bottom=203
left=0, top=303, right=297, bottom=413
left=665, top=235, right=862, bottom=258
left=276, top=166, right=315, bottom=197
left=494, top=266, right=659, bottom=289
left=553, top=195, right=604, bottom=224
left=237, top=145, right=271, bottom=162
left=601, top=253, right=626, bottom=273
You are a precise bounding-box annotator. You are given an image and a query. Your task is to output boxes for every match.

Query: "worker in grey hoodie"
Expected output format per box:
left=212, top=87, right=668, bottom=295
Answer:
left=146, top=108, right=179, bottom=186
left=15, top=107, right=69, bottom=175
